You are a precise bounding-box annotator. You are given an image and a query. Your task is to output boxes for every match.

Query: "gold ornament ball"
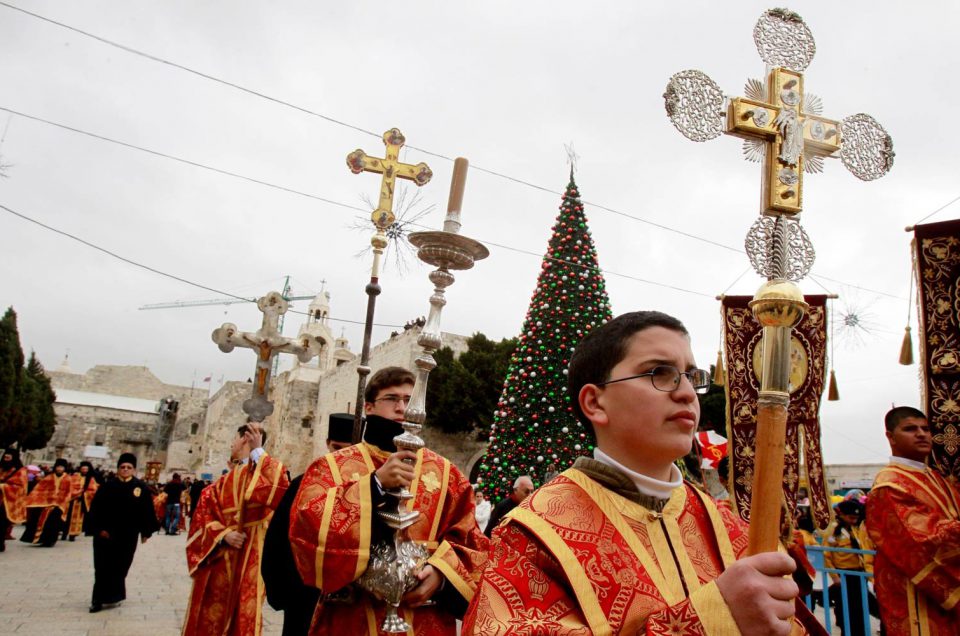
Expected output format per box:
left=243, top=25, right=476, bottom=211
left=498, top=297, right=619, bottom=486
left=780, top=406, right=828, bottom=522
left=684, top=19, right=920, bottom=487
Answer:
left=749, top=279, right=808, bottom=328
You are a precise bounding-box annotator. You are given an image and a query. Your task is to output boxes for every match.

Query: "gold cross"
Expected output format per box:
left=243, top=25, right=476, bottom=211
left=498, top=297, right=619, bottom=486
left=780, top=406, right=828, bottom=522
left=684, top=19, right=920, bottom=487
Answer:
left=420, top=471, right=441, bottom=494
left=346, top=128, right=433, bottom=230
left=727, top=68, right=840, bottom=217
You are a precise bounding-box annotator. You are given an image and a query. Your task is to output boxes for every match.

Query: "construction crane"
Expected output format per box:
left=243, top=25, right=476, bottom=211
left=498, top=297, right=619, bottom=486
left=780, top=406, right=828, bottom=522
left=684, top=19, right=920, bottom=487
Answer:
left=139, top=275, right=315, bottom=376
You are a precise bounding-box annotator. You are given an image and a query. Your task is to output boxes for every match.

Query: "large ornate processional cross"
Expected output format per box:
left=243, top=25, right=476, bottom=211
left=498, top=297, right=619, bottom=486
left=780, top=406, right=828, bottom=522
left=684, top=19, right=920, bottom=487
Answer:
left=664, top=8, right=894, bottom=554
left=211, top=291, right=320, bottom=422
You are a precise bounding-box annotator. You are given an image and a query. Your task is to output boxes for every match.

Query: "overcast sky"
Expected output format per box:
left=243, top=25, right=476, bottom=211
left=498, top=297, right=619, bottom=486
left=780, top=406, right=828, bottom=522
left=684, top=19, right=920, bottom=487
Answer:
left=2, top=1, right=957, bottom=465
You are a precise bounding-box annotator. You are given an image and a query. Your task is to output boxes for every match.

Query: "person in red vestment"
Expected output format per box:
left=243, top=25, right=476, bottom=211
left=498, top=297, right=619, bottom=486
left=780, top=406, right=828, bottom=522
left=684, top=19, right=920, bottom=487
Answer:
left=289, top=366, right=489, bottom=635
left=462, top=311, right=826, bottom=636
left=20, top=457, right=78, bottom=547
left=865, top=406, right=960, bottom=636
left=0, top=447, right=28, bottom=552
left=63, top=461, right=98, bottom=541
left=182, top=421, right=289, bottom=636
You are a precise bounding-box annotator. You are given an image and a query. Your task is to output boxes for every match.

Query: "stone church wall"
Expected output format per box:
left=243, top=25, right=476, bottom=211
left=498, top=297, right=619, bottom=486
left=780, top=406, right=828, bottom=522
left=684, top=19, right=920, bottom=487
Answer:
left=33, top=366, right=207, bottom=472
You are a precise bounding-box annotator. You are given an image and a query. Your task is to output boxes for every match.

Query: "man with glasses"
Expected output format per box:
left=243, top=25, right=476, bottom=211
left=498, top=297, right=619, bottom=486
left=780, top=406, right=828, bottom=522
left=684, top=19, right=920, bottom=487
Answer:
left=463, top=311, right=823, bottom=635
left=290, top=366, right=489, bottom=634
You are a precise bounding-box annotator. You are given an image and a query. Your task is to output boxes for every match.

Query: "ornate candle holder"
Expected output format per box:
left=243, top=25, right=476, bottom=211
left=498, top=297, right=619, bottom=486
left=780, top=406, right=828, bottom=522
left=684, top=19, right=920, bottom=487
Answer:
left=356, top=158, right=488, bottom=633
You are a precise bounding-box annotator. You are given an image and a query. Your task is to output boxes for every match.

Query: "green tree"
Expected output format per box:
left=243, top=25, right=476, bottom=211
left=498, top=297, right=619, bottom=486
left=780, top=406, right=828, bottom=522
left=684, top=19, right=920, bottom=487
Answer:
left=425, top=333, right=517, bottom=435
left=0, top=307, right=25, bottom=447
left=476, top=171, right=613, bottom=502
left=20, top=352, right=56, bottom=450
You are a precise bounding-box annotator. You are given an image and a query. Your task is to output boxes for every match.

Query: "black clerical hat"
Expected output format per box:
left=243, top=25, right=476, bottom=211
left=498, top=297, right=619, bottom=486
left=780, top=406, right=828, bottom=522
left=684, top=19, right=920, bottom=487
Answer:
left=53, top=458, right=68, bottom=469
left=328, top=413, right=355, bottom=443
left=117, top=452, right=137, bottom=468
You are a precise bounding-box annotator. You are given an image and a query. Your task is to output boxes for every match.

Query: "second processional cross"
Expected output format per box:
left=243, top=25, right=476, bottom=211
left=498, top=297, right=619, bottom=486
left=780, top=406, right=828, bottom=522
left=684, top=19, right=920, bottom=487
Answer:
left=346, top=128, right=433, bottom=442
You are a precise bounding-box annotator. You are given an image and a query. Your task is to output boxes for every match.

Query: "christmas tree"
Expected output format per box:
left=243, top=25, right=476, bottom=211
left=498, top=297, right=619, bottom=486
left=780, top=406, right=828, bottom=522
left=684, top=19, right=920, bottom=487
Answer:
left=476, top=171, right=613, bottom=502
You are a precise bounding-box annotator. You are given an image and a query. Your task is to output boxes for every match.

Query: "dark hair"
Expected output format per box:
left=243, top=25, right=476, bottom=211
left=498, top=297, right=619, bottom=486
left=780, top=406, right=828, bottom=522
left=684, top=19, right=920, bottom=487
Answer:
left=884, top=406, right=926, bottom=432
left=567, top=311, right=689, bottom=435
left=237, top=425, right=268, bottom=445
left=365, top=366, right=415, bottom=403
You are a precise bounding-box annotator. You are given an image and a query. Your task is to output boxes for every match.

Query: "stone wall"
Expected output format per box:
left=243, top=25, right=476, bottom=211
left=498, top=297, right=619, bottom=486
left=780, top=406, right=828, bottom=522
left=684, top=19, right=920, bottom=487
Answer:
left=265, top=375, right=320, bottom=475
left=29, top=366, right=208, bottom=472
left=31, top=402, right=160, bottom=470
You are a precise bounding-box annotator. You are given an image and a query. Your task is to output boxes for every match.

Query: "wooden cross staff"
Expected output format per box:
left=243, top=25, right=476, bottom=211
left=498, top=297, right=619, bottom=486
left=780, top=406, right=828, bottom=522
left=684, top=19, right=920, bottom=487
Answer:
left=211, top=291, right=320, bottom=422
left=665, top=8, right=893, bottom=553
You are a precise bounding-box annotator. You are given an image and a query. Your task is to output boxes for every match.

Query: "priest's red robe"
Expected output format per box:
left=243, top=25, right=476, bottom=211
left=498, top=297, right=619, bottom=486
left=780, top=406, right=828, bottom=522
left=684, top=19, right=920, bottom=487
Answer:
left=865, top=462, right=960, bottom=636
left=289, top=442, right=489, bottom=635
left=0, top=466, right=27, bottom=524
left=21, top=472, right=78, bottom=545
left=65, top=473, right=98, bottom=538
left=462, top=462, right=825, bottom=635
left=182, top=454, right=288, bottom=636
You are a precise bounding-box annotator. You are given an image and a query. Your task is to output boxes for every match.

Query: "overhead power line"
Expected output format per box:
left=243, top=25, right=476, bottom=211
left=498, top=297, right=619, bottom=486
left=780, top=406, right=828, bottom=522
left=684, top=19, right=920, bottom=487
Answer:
left=2, top=103, right=912, bottom=301
left=0, top=202, right=401, bottom=327
left=0, top=1, right=742, bottom=253
left=1, top=2, right=924, bottom=297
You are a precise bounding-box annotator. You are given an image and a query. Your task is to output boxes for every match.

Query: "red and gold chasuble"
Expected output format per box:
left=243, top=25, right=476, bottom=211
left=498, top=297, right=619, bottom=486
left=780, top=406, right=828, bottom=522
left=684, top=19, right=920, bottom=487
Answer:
left=66, top=474, right=99, bottom=537
left=463, top=469, right=823, bottom=636
left=23, top=472, right=77, bottom=542
left=290, top=442, right=488, bottom=635
left=0, top=467, right=27, bottom=523
left=866, top=463, right=960, bottom=636
left=154, top=491, right=168, bottom=525
left=182, top=453, right=288, bottom=636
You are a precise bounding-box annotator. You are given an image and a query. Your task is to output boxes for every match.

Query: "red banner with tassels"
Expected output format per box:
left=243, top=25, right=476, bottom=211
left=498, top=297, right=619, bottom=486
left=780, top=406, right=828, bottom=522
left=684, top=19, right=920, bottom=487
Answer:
left=721, top=295, right=832, bottom=529
left=914, top=219, right=960, bottom=480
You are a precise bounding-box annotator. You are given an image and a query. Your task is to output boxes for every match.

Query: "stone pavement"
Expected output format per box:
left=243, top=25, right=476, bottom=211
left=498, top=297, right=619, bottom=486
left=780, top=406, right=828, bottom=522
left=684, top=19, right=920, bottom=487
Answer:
left=0, top=530, right=282, bottom=636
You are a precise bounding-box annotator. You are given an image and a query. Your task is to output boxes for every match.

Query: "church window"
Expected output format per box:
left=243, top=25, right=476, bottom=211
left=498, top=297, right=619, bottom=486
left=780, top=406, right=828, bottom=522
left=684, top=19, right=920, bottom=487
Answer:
left=190, top=422, right=199, bottom=435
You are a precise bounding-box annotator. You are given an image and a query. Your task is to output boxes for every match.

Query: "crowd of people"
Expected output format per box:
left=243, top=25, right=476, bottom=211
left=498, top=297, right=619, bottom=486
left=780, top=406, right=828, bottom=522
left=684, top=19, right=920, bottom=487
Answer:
left=0, top=310, right=957, bottom=635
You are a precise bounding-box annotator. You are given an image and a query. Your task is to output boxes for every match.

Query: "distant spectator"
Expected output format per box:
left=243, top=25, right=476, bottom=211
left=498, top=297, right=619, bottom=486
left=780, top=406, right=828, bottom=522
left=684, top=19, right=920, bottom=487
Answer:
left=484, top=475, right=534, bottom=538
left=474, top=490, right=491, bottom=533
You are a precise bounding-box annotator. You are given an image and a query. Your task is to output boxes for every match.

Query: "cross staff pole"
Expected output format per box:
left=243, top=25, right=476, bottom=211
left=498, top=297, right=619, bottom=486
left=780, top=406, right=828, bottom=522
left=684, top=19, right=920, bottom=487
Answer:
left=345, top=128, right=432, bottom=443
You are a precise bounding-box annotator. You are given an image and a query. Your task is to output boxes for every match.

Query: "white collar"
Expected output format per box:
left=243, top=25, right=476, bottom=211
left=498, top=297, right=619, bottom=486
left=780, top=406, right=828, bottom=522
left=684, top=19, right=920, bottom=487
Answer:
left=593, top=448, right=683, bottom=499
left=890, top=455, right=927, bottom=471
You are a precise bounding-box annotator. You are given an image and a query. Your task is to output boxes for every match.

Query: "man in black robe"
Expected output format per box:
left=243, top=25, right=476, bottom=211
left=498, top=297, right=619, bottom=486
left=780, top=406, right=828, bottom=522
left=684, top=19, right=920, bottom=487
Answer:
left=85, top=452, right=159, bottom=613
left=261, top=412, right=354, bottom=636
left=483, top=474, right=534, bottom=538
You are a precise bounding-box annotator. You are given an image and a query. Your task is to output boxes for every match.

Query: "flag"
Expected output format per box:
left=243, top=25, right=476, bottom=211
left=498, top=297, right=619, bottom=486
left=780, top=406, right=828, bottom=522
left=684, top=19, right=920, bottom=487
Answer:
left=202, top=375, right=211, bottom=383
left=695, top=430, right=728, bottom=469
left=722, top=294, right=831, bottom=529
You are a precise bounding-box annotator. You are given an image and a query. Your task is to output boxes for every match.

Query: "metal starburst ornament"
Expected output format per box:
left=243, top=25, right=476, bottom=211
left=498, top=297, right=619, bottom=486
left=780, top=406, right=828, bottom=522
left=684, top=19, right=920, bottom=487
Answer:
left=833, top=288, right=882, bottom=349
left=350, top=185, right=436, bottom=273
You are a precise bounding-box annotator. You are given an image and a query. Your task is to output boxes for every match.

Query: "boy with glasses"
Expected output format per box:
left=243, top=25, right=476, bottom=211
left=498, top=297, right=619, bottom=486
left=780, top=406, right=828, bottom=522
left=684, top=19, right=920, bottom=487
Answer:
left=290, top=366, right=489, bottom=634
left=463, top=311, right=823, bottom=635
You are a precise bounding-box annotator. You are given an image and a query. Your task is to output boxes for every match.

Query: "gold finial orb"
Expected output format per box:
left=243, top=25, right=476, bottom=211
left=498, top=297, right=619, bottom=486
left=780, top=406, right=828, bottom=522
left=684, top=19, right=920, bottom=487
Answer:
left=749, top=279, right=808, bottom=328
left=370, top=232, right=389, bottom=250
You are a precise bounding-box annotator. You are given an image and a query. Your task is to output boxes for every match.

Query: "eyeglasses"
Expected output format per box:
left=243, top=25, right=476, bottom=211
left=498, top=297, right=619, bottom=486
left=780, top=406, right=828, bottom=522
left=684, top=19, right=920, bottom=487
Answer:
left=374, top=394, right=412, bottom=406
left=597, top=365, right=711, bottom=395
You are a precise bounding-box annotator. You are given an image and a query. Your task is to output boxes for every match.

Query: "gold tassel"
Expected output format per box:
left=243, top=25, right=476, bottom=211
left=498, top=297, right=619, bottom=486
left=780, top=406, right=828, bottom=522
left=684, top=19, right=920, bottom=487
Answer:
left=713, top=350, right=725, bottom=386
left=899, top=326, right=914, bottom=365
left=827, top=369, right=839, bottom=401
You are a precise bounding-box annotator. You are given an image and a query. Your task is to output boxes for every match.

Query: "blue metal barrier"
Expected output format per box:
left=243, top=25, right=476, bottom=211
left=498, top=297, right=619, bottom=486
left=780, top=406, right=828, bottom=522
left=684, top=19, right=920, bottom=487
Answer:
left=806, top=544, right=877, bottom=634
